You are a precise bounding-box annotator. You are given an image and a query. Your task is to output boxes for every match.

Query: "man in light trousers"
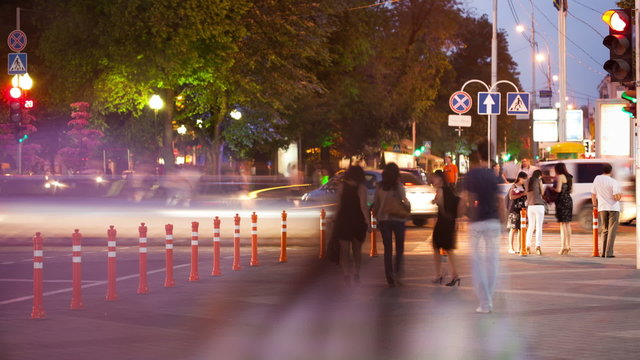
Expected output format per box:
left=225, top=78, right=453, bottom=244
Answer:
left=460, top=140, right=503, bottom=313
left=591, top=163, right=622, bottom=258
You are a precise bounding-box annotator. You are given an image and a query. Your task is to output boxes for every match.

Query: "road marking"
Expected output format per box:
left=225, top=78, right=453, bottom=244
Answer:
left=0, top=263, right=190, bottom=305
left=0, top=279, right=101, bottom=283
left=1, top=262, right=15, bottom=265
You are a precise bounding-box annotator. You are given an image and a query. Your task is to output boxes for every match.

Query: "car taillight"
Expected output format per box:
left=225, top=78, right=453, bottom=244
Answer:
left=403, top=182, right=415, bottom=186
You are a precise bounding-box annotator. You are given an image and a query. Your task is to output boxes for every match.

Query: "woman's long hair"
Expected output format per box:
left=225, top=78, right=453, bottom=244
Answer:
left=554, top=162, right=573, bottom=192
left=380, top=162, right=400, bottom=191
left=344, top=165, right=365, bottom=183
left=514, top=171, right=528, bottom=184
left=527, top=169, right=542, bottom=190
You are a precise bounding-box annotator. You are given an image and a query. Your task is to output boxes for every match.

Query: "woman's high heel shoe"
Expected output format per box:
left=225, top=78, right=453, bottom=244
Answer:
left=432, top=276, right=443, bottom=285
left=536, top=246, right=542, bottom=255
left=558, top=248, right=567, bottom=255
left=445, top=276, right=460, bottom=287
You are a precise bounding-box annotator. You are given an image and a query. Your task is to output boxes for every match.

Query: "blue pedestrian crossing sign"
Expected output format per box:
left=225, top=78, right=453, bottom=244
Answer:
left=506, top=92, right=530, bottom=115
left=8, top=53, right=27, bottom=75
left=478, top=92, right=500, bottom=115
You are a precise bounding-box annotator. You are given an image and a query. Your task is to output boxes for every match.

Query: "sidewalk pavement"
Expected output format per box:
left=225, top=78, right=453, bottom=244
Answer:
left=1, top=226, right=639, bottom=360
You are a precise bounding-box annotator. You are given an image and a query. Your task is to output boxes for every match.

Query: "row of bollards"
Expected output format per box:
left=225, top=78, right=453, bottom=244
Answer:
left=30, top=210, right=301, bottom=319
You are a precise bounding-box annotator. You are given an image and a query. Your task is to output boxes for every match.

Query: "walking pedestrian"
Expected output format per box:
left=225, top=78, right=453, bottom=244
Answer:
left=591, top=163, right=622, bottom=258
left=525, top=169, right=545, bottom=255
left=553, top=162, right=573, bottom=255
left=373, top=162, right=409, bottom=287
left=459, top=140, right=503, bottom=313
left=431, top=170, right=460, bottom=286
left=331, top=165, right=370, bottom=285
left=443, top=155, right=459, bottom=187
left=507, top=172, right=528, bottom=254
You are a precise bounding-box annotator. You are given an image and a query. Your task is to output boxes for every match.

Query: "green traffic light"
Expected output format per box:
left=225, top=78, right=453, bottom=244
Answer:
left=621, top=91, right=637, bottom=103
left=18, top=134, right=28, bottom=143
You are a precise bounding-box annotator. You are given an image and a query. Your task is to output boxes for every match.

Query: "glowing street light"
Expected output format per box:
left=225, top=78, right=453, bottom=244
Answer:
left=12, top=73, right=33, bottom=90
left=177, top=124, right=187, bottom=135
left=230, top=109, right=242, bottom=120
left=149, top=94, right=164, bottom=111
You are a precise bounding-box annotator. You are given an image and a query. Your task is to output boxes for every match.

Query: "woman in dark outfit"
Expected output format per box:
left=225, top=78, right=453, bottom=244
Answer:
left=553, top=162, right=573, bottom=255
left=332, top=165, right=370, bottom=285
left=431, top=171, right=460, bottom=286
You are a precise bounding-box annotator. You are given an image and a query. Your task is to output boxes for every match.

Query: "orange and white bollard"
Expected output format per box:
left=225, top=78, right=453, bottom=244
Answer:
left=212, top=217, right=222, bottom=276
left=106, top=225, right=118, bottom=301
left=232, top=214, right=241, bottom=270
left=592, top=208, right=600, bottom=257
left=137, top=223, right=149, bottom=294
left=279, top=210, right=288, bottom=263
left=189, top=221, right=200, bottom=281
left=70, top=229, right=84, bottom=309
left=164, top=224, right=175, bottom=287
left=520, top=208, right=528, bottom=256
left=31, top=232, right=45, bottom=319
left=370, top=210, right=378, bottom=257
left=250, top=212, right=259, bottom=266
left=319, top=209, right=326, bottom=259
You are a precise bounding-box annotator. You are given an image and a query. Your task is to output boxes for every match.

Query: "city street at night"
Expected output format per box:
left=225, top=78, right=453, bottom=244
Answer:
left=1, top=200, right=639, bottom=359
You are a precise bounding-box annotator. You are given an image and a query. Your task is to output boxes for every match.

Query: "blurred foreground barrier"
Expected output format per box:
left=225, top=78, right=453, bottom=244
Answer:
left=164, top=224, right=175, bottom=287
left=279, top=210, right=288, bottom=263
left=319, top=209, right=326, bottom=259
left=250, top=212, right=259, bottom=266
left=212, top=217, right=222, bottom=276
left=31, top=232, right=45, bottom=319
left=189, top=221, right=200, bottom=281
left=520, top=208, right=528, bottom=256
left=106, top=226, right=118, bottom=301
left=70, top=230, right=84, bottom=309
left=137, top=223, right=149, bottom=294
left=592, top=208, right=599, bottom=257
left=233, top=214, right=241, bottom=270
left=370, top=211, right=378, bottom=257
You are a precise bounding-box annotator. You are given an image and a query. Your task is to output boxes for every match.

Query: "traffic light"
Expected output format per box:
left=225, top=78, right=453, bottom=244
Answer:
left=602, top=9, right=633, bottom=83
left=621, top=87, right=637, bottom=117
left=9, top=87, right=23, bottom=123
left=15, top=125, right=29, bottom=143
left=413, top=145, right=426, bottom=157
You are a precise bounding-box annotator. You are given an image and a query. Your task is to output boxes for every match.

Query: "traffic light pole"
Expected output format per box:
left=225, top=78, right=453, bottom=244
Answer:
left=635, top=0, right=640, bottom=270
left=17, top=142, right=22, bottom=175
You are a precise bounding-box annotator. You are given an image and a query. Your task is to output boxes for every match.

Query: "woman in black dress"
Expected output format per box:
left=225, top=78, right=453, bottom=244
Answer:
left=332, top=165, right=370, bottom=285
left=553, top=162, right=573, bottom=255
left=507, top=172, right=528, bottom=254
left=431, top=171, right=460, bottom=286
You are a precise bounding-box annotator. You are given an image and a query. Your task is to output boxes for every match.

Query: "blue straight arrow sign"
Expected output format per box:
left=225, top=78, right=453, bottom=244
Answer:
left=478, top=92, right=500, bottom=115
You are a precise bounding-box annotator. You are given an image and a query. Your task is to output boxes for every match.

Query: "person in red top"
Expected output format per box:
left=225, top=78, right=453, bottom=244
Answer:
left=443, top=155, right=459, bottom=186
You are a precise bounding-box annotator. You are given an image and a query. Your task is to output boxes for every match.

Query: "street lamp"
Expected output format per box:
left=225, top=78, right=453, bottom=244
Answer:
left=11, top=73, right=32, bottom=90
left=149, top=94, right=164, bottom=112
left=230, top=109, right=242, bottom=120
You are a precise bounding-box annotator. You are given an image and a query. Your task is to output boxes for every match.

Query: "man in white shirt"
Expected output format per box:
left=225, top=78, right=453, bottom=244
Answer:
left=591, top=163, right=622, bottom=258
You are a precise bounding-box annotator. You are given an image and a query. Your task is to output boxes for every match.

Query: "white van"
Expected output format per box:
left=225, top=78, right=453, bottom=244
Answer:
left=538, top=158, right=635, bottom=230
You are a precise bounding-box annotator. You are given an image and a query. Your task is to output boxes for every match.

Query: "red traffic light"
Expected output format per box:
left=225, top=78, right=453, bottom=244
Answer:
left=9, top=87, right=22, bottom=99
left=602, top=10, right=630, bottom=32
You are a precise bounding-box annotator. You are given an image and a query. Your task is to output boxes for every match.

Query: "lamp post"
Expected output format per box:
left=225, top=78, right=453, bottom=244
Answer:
left=149, top=94, right=164, bottom=170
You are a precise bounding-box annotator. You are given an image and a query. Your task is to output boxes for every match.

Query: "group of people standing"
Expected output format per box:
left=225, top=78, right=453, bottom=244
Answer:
left=506, top=161, right=574, bottom=256
left=329, top=145, right=623, bottom=314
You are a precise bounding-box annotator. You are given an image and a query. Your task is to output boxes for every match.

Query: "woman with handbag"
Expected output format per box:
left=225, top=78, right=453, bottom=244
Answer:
left=431, top=170, right=460, bottom=286
left=331, top=165, right=370, bottom=286
left=507, top=172, right=528, bottom=254
left=373, top=162, right=410, bottom=287
left=525, top=170, right=545, bottom=255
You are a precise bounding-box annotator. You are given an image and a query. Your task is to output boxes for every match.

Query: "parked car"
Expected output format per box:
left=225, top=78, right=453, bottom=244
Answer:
left=300, top=169, right=437, bottom=226
left=538, top=158, right=635, bottom=230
